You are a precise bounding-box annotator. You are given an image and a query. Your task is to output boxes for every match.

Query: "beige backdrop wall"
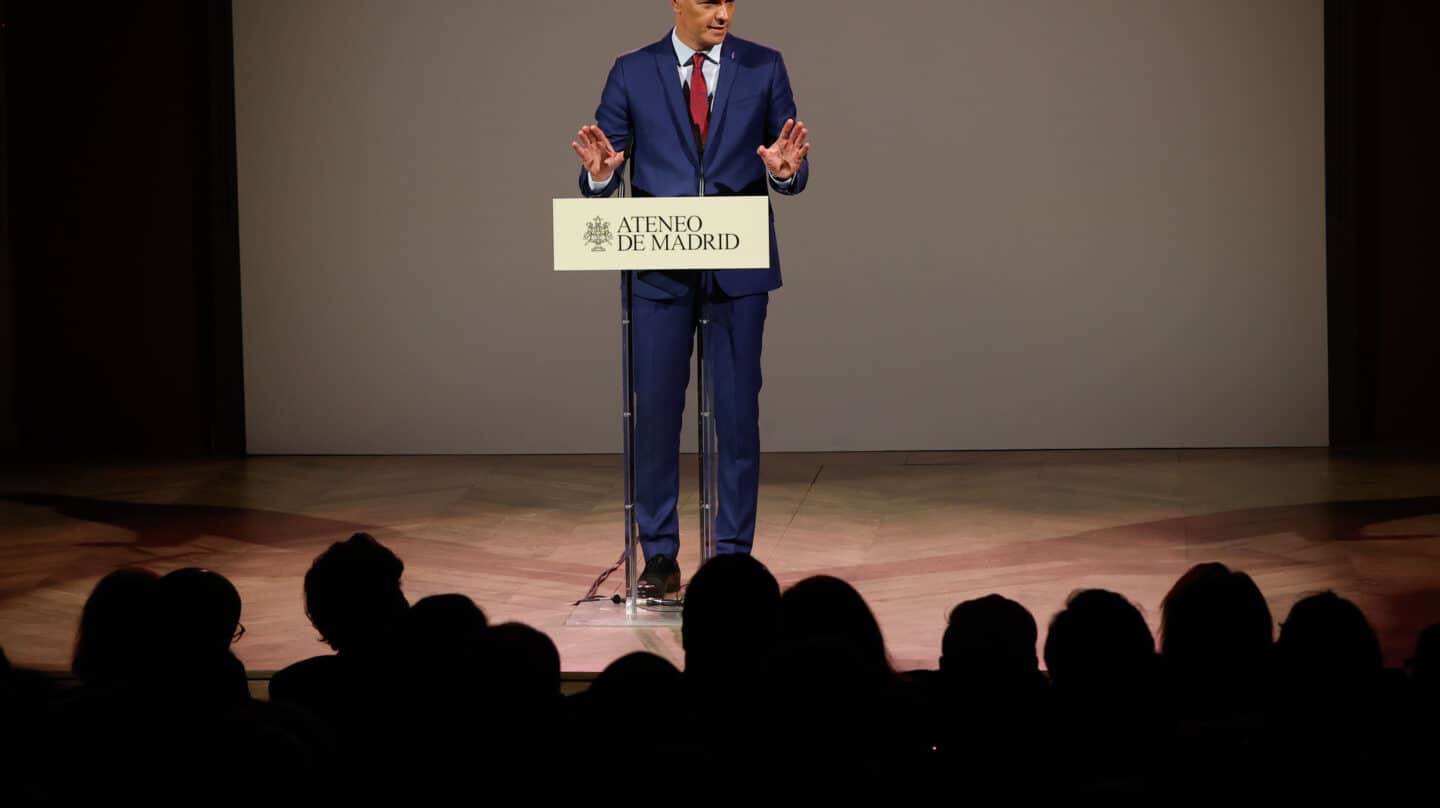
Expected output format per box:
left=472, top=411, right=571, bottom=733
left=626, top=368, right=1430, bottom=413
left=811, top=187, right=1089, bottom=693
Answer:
left=233, top=0, right=1326, bottom=453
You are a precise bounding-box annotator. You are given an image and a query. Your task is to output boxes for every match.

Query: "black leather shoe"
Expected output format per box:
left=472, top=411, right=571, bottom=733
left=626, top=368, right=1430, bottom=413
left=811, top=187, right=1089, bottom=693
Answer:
left=638, top=554, right=681, bottom=599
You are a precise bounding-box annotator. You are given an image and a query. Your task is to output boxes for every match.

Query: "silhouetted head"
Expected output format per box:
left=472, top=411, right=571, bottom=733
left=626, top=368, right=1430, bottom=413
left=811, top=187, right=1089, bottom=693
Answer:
left=1160, top=562, right=1273, bottom=677
left=72, top=567, right=161, bottom=684
left=941, top=593, right=1038, bottom=682
left=779, top=575, right=892, bottom=685
left=406, top=593, right=489, bottom=668
left=155, top=567, right=243, bottom=658
left=1277, top=591, right=1381, bottom=692
left=407, top=593, right=488, bottom=649
left=396, top=593, right=491, bottom=708
left=1044, top=589, right=1156, bottom=694
left=303, top=532, right=409, bottom=654
left=682, top=554, right=780, bottom=681
left=149, top=568, right=250, bottom=703
left=484, top=622, right=562, bottom=704
left=586, top=651, right=683, bottom=715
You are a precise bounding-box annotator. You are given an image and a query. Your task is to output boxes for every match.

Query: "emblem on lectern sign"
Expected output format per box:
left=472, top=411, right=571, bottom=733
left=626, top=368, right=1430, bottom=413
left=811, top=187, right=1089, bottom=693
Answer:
left=583, top=216, right=613, bottom=252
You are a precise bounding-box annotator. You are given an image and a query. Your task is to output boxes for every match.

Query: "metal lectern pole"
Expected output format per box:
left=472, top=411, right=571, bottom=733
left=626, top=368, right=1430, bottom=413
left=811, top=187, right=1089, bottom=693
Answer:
left=618, top=180, right=639, bottom=616
left=697, top=281, right=719, bottom=568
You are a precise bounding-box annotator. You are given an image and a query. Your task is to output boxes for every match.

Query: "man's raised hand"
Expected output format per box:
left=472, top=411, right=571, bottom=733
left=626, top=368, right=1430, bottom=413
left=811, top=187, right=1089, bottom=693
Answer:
left=757, top=119, right=810, bottom=180
left=572, top=125, right=626, bottom=184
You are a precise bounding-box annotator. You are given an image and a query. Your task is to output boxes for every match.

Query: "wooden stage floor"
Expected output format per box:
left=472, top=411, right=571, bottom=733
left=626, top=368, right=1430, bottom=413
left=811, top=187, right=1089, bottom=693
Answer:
left=2, top=449, right=1438, bottom=673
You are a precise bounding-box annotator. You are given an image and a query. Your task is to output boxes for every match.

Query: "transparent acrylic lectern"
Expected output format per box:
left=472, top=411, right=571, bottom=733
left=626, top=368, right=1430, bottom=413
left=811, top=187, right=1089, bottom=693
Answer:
left=557, top=178, right=769, bottom=627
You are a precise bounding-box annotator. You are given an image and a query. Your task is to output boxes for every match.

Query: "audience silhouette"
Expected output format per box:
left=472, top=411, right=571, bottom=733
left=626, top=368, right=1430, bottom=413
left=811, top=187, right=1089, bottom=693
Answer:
left=6, top=534, right=1435, bottom=799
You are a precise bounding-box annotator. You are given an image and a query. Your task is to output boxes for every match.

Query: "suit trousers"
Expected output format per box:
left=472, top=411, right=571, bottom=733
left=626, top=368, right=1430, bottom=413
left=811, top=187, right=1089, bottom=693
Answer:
left=632, top=273, right=768, bottom=561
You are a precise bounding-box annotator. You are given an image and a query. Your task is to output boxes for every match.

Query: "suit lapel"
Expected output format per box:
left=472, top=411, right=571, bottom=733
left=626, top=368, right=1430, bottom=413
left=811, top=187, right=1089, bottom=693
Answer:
left=703, top=38, right=743, bottom=172
left=652, top=38, right=700, bottom=172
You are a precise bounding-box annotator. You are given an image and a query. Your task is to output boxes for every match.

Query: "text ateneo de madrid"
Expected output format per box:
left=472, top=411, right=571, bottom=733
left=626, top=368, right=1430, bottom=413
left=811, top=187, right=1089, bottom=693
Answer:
left=615, top=215, right=742, bottom=252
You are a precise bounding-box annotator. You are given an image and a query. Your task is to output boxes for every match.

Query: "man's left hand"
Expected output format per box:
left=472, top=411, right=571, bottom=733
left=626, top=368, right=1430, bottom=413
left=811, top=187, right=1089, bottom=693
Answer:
left=757, top=119, right=810, bottom=180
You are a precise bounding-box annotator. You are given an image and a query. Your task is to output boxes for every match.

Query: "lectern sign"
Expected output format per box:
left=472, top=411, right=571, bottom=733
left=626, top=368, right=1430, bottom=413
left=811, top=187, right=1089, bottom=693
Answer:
left=553, top=196, right=769, bottom=271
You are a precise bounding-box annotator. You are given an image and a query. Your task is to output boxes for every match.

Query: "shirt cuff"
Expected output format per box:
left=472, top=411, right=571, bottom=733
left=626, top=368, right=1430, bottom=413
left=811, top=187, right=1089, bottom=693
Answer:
left=767, top=169, right=795, bottom=188
left=587, top=171, right=613, bottom=192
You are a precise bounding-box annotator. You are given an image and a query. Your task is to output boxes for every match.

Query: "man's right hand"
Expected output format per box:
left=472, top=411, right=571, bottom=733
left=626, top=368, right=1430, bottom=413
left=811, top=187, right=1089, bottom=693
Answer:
left=571, top=125, right=626, bottom=184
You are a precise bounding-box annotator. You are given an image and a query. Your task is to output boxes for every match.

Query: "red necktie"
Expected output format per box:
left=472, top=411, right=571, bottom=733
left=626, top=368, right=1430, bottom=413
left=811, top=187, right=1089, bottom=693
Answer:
left=689, top=52, right=709, bottom=144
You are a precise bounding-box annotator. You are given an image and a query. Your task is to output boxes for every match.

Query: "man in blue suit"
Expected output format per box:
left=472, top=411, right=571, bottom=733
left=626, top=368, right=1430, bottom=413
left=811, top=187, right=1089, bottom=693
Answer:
left=572, top=0, right=810, bottom=598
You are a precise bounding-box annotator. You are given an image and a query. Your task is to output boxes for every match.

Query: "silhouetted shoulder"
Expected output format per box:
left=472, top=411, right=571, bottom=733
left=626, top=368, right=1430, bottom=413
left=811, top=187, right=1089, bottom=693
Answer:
left=269, top=654, right=341, bottom=701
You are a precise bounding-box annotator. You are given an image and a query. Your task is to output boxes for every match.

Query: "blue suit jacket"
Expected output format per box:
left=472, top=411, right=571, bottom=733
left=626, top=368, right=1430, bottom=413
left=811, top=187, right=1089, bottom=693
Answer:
left=579, top=33, right=809, bottom=300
